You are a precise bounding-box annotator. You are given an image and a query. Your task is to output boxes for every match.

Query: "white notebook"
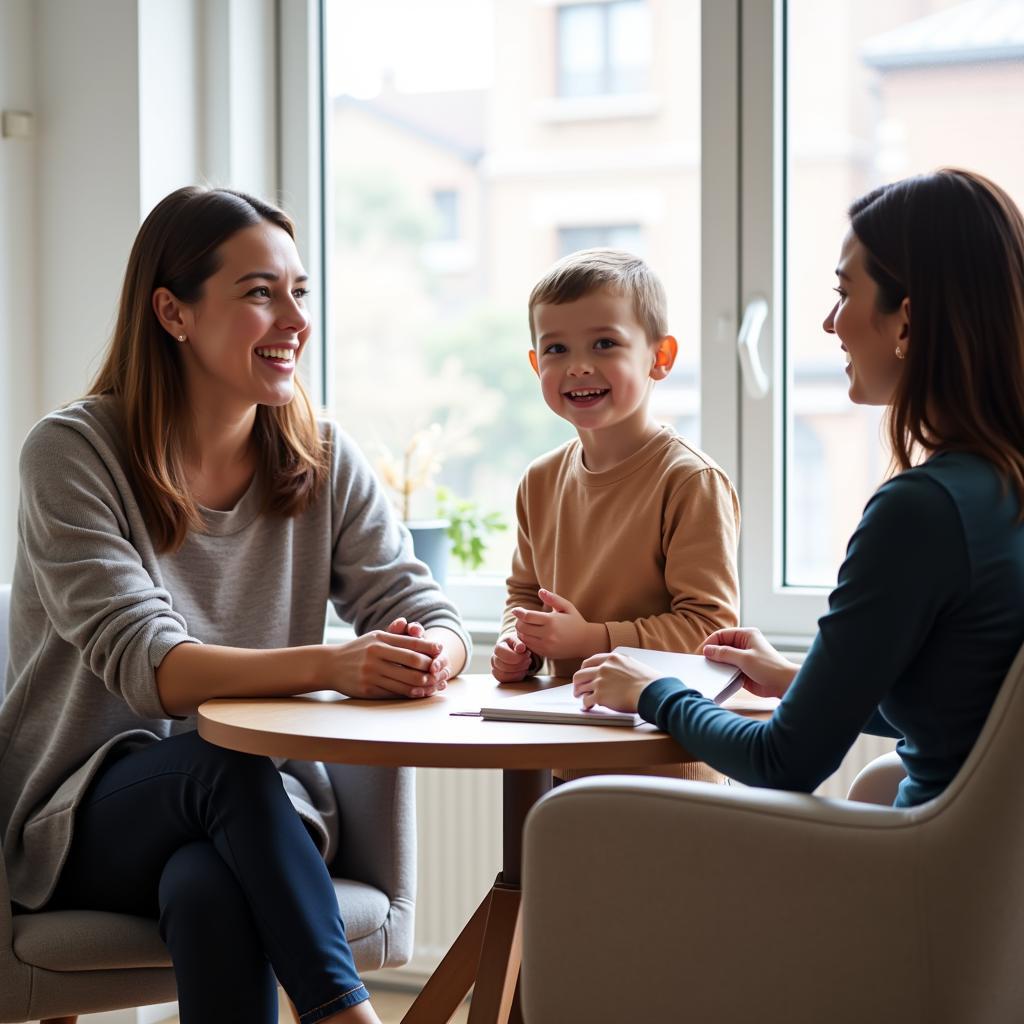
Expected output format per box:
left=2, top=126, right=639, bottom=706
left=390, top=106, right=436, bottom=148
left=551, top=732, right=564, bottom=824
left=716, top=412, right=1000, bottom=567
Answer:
left=479, top=683, right=642, bottom=727
left=613, top=647, right=744, bottom=704
left=478, top=649, right=747, bottom=728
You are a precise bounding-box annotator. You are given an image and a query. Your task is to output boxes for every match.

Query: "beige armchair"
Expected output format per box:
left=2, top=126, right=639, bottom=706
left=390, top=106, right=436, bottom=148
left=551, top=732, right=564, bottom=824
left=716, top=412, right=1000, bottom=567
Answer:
left=521, top=642, right=1024, bottom=1024
left=0, top=584, right=416, bottom=1023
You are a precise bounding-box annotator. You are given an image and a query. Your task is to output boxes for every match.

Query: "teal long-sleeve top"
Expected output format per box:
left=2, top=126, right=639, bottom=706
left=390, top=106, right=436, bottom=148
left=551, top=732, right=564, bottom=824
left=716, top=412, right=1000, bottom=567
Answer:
left=638, top=452, right=1024, bottom=807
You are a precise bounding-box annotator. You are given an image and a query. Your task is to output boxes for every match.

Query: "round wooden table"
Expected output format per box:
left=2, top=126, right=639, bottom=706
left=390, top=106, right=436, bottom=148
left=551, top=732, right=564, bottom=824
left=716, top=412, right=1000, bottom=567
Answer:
left=197, top=674, right=725, bottom=1024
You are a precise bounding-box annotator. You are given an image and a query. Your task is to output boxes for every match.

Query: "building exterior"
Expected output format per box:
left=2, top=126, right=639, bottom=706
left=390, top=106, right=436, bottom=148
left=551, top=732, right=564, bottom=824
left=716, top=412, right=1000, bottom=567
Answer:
left=326, top=0, right=1024, bottom=579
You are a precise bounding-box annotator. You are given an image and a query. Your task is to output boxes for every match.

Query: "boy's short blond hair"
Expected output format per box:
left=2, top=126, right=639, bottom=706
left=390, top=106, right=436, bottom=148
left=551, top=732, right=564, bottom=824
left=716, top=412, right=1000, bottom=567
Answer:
left=528, top=248, right=668, bottom=346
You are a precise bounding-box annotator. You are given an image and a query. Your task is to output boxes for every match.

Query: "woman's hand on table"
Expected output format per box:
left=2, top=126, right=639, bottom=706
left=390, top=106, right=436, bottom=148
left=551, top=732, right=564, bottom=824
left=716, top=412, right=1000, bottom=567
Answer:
left=702, top=627, right=799, bottom=698
left=572, top=650, right=662, bottom=713
left=491, top=636, right=535, bottom=683
left=388, top=616, right=453, bottom=688
left=325, top=618, right=449, bottom=699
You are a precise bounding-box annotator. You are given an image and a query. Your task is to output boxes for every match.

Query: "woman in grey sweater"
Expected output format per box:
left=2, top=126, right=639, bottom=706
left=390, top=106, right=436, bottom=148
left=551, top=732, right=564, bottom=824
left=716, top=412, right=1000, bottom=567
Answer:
left=0, top=186, right=470, bottom=1024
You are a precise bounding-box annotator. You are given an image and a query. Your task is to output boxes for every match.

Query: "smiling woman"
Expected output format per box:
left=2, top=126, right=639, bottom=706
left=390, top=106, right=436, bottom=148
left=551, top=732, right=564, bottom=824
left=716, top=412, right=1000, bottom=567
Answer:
left=822, top=230, right=909, bottom=407
left=576, top=169, right=1024, bottom=811
left=90, top=187, right=327, bottom=548
left=0, top=185, right=470, bottom=1024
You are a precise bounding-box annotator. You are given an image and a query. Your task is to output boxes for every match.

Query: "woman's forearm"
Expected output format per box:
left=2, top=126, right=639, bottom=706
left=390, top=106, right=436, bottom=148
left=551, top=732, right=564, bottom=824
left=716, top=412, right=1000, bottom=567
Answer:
left=157, top=641, right=329, bottom=717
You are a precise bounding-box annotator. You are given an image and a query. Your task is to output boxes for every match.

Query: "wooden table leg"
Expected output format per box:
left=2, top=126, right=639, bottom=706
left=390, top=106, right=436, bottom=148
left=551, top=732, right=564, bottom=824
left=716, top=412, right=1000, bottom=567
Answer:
left=508, top=975, right=524, bottom=1024
left=466, top=882, right=521, bottom=1024
left=401, top=889, right=492, bottom=1024
left=402, top=768, right=551, bottom=1024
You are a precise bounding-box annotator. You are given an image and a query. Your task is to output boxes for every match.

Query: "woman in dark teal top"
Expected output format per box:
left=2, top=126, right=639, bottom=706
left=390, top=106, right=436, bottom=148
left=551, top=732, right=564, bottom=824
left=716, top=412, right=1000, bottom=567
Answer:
left=574, top=168, right=1024, bottom=807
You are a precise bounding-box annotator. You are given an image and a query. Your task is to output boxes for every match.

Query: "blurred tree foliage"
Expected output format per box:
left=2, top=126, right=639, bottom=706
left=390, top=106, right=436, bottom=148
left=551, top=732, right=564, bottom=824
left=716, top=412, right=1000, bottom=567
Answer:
left=334, top=168, right=434, bottom=247
left=423, top=306, right=575, bottom=485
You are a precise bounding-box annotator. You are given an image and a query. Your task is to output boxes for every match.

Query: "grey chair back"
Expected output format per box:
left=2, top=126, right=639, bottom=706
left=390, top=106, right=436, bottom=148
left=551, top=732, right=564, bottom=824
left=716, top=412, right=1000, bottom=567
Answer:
left=0, top=580, right=414, bottom=1022
left=521, top=642, right=1024, bottom=1024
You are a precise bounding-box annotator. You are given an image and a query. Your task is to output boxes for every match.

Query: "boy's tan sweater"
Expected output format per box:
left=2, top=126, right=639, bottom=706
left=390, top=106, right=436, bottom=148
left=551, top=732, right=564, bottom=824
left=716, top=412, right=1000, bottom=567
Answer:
left=501, top=427, right=740, bottom=782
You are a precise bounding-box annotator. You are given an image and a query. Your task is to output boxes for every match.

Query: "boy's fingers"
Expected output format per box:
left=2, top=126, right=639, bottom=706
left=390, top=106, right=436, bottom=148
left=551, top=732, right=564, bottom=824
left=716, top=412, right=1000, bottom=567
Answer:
left=538, top=588, right=576, bottom=614
left=512, top=608, right=548, bottom=625
left=494, top=645, right=532, bottom=666
left=513, top=621, right=543, bottom=639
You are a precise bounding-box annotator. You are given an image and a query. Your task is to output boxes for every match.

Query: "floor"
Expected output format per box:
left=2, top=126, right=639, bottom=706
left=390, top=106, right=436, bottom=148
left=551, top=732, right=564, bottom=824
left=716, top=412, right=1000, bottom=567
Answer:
left=366, top=984, right=470, bottom=1023
left=157, top=984, right=470, bottom=1023
left=58, top=981, right=469, bottom=1024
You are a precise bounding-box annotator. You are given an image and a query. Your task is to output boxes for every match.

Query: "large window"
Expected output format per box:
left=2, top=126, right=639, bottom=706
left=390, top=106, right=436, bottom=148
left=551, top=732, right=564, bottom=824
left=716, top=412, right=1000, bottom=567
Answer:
left=304, top=0, right=1024, bottom=635
left=737, top=0, right=1024, bottom=632
left=322, top=0, right=701, bottom=598
left=785, top=0, right=1024, bottom=587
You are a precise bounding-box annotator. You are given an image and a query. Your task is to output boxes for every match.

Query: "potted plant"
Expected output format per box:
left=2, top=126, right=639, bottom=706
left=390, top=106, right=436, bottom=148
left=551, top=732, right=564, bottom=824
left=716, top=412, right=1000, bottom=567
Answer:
left=377, top=424, right=451, bottom=585
left=436, top=486, right=508, bottom=574
left=377, top=426, right=507, bottom=587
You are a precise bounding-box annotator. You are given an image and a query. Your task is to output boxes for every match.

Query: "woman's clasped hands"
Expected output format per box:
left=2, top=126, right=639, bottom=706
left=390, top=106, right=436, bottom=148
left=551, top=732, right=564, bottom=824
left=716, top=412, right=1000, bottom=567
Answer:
left=329, top=616, right=451, bottom=700
left=572, top=627, right=801, bottom=713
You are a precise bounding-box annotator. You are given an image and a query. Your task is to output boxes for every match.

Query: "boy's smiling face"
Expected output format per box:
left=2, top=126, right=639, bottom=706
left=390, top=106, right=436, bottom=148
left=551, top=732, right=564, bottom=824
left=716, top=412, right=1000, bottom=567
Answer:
left=531, top=286, right=670, bottom=435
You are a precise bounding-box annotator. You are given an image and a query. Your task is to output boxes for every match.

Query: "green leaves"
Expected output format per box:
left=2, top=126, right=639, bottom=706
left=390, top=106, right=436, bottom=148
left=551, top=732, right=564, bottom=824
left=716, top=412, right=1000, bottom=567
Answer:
left=436, top=486, right=508, bottom=572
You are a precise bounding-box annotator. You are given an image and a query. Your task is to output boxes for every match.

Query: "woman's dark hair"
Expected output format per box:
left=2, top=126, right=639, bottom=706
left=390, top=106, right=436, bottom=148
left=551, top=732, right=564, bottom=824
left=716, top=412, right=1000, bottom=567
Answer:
left=88, top=185, right=329, bottom=552
left=849, top=168, right=1024, bottom=508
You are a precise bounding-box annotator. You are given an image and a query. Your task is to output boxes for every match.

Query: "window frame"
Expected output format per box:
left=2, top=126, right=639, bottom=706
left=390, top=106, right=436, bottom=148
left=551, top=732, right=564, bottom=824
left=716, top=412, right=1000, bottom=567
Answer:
left=734, top=0, right=831, bottom=640
left=284, top=0, right=827, bottom=641
left=278, top=0, right=330, bottom=407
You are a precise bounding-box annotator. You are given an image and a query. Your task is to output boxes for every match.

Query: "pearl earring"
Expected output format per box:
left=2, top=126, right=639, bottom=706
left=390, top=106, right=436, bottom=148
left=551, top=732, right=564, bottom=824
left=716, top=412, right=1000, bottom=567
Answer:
left=895, top=346, right=905, bottom=360
left=177, top=334, right=186, bottom=343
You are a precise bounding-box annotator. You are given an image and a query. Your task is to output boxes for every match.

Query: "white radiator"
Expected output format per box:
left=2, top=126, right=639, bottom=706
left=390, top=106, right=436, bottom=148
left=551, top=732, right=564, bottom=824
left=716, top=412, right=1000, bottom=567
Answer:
left=367, top=767, right=504, bottom=988
left=367, top=732, right=897, bottom=990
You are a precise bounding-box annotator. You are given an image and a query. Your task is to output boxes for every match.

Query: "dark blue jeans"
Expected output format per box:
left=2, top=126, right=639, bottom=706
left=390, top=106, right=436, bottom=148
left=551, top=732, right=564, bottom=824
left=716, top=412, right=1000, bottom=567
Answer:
left=52, top=730, right=369, bottom=1023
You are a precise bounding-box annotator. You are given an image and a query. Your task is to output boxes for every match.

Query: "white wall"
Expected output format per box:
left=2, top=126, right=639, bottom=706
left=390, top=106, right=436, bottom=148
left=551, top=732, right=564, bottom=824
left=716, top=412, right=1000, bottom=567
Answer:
left=0, top=0, right=39, bottom=581
left=138, top=0, right=203, bottom=215
left=0, top=0, right=280, bottom=580
left=34, top=0, right=144, bottom=415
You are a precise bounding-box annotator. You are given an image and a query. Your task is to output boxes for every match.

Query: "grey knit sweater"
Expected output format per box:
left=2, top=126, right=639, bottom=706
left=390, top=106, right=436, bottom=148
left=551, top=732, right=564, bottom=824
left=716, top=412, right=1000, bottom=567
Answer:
left=0, top=397, right=468, bottom=910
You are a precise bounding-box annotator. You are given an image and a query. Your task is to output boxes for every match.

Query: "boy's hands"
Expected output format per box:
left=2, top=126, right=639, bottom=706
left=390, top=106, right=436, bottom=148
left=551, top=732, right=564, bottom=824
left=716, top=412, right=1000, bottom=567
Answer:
left=510, top=588, right=609, bottom=661
left=491, top=636, right=535, bottom=683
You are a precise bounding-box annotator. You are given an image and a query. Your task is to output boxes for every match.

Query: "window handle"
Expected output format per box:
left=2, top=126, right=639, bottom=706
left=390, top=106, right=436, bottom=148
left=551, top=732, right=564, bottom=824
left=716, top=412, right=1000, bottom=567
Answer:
left=737, top=296, right=770, bottom=399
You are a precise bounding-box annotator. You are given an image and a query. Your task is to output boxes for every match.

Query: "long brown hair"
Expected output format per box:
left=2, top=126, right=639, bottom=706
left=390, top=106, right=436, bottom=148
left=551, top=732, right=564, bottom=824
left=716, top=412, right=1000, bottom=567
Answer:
left=849, top=168, right=1024, bottom=508
left=88, top=185, right=329, bottom=551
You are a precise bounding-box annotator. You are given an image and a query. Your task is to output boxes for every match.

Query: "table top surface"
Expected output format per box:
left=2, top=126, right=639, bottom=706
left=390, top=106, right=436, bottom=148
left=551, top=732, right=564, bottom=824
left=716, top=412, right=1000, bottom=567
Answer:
left=197, top=674, right=769, bottom=770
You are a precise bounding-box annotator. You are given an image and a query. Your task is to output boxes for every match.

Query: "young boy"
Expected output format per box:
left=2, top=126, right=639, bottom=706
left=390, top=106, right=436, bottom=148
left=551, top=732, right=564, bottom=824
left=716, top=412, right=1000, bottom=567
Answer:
left=491, top=248, right=740, bottom=782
